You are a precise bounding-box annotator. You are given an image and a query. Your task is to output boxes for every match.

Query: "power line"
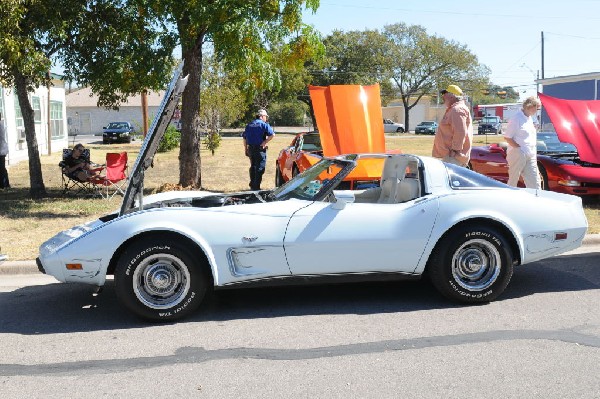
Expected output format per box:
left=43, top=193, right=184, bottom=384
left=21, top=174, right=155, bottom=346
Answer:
left=318, top=1, right=600, bottom=20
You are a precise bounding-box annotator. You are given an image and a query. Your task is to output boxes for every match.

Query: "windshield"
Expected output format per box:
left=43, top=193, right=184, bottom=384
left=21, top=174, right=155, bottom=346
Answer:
left=301, top=134, right=322, bottom=151
left=537, top=131, right=577, bottom=153
left=420, top=121, right=435, bottom=126
left=446, top=163, right=511, bottom=189
left=271, top=157, right=355, bottom=201
left=108, top=122, right=128, bottom=129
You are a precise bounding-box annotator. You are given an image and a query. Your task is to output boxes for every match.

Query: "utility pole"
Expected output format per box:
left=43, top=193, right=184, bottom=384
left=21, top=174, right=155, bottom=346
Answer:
left=541, top=31, right=545, bottom=79
left=141, top=90, right=148, bottom=137
left=46, top=71, right=51, bottom=155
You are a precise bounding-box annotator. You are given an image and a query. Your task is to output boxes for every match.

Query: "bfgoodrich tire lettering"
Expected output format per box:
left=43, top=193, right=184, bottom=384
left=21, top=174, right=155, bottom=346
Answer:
left=115, top=238, right=209, bottom=321
left=428, top=226, right=514, bottom=303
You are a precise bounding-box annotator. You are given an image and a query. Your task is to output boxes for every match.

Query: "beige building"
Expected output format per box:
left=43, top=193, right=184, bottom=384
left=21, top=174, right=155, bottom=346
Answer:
left=66, top=88, right=165, bottom=136
left=382, top=95, right=446, bottom=131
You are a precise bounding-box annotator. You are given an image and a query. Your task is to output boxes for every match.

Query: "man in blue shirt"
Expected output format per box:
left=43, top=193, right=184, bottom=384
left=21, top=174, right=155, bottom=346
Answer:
left=242, top=109, right=275, bottom=190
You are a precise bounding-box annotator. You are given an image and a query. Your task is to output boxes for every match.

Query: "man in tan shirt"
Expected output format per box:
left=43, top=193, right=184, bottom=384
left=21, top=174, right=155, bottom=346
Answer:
left=432, top=84, right=473, bottom=167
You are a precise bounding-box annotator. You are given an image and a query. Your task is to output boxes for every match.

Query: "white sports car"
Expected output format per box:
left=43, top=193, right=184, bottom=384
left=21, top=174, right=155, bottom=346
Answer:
left=37, top=66, right=588, bottom=321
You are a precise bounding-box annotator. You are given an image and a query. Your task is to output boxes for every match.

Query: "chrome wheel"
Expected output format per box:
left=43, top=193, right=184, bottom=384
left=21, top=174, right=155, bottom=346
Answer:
left=451, top=238, right=501, bottom=291
left=132, top=253, right=191, bottom=310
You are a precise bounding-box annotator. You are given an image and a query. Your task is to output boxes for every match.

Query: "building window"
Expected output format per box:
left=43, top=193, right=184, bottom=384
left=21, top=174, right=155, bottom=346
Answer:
left=32, top=96, right=42, bottom=123
left=13, top=94, right=25, bottom=142
left=50, top=101, right=65, bottom=139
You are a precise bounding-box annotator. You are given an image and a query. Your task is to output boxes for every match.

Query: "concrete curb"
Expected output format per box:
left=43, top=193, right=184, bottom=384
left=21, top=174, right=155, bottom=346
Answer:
left=2, top=234, right=599, bottom=276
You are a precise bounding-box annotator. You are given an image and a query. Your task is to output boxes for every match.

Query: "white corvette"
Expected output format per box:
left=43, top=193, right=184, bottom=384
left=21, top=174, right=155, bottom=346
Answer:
left=37, top=67, right=588, bottom=321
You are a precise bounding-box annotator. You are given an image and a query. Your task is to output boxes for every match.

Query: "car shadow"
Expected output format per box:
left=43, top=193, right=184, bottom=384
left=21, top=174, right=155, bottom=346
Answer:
left=0, top=251, right=597, bottom=334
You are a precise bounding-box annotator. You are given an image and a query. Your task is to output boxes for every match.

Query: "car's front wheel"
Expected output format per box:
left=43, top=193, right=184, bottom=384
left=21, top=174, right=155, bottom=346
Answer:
left=427, top=225, right=514, bottom=303
left=114, top=237, right=210, bottom=321
left=396, top=127, right=405, bottom=133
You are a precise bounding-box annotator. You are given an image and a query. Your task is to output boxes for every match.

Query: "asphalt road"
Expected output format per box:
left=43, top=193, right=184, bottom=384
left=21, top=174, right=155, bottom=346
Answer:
left=0, top=245, right=599, bottom=398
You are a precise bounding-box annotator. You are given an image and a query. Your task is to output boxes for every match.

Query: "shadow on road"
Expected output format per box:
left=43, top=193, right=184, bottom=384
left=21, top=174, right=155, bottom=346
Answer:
left=0, top=251, right=598, bottom=335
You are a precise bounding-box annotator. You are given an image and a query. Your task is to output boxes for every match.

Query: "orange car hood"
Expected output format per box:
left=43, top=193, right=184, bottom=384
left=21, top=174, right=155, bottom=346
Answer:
left=309, top=84, right=386, bottom=156
left=539, top=93, right=600, bottom=164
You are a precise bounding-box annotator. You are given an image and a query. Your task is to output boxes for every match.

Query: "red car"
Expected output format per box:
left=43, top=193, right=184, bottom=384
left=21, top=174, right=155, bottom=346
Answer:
left=275, top=84, right=401, bottom=189
left=470, top=131, right=600, bottom=196
left=275, top=132, right=321, bottom=186
left=276, top=132, right=393, bottom=189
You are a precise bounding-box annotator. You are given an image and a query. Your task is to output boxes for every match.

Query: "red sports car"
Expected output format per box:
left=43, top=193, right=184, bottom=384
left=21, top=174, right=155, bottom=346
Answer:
left=275, top=84, right=400, bottom=189
left=275, top=132, right=393, bottom=189
left=470, top=131, right=600, bottom=196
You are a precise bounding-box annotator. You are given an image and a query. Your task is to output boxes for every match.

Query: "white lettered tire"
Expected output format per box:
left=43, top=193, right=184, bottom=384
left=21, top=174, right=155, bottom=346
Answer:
left=115, top=237, right=209, bottom=321
left=428, top=225, right=514, bottom=303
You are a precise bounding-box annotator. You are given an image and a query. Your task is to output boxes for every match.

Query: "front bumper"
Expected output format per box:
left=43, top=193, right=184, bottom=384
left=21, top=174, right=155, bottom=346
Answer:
left=478, top=126, right=499, bottom=133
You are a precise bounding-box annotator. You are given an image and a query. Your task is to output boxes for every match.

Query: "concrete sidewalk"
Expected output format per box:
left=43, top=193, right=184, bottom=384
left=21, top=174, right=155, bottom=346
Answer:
left=2, top=234, right=599, bottom=276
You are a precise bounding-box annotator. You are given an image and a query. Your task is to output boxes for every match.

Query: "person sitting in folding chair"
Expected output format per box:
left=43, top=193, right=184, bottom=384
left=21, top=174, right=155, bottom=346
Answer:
left=61, top=143, right=102, bottom=182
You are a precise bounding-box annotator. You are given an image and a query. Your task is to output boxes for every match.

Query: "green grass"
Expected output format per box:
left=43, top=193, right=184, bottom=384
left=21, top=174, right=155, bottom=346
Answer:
left=0, top=133, right=598, bottom=260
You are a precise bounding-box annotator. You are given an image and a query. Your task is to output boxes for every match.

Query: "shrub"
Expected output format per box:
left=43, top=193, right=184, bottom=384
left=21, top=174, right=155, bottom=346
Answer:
left=158, top=125, right=181, bottom=153
left=203, top=131, right=222, bottom=155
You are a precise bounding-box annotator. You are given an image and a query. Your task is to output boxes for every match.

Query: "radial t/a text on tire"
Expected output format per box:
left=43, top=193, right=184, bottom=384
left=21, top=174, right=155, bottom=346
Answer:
left=114, top=237, right=209, bottom=321
left=427, top=225, right=514, bottom=303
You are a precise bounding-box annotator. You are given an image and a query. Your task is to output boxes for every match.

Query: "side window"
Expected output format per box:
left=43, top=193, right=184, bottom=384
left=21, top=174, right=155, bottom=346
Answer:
left=32, top=96, right=41, bottom=123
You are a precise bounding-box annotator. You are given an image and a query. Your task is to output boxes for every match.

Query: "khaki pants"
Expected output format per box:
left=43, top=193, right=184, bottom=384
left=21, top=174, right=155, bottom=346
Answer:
left=506, top=148, right=540, bottom=189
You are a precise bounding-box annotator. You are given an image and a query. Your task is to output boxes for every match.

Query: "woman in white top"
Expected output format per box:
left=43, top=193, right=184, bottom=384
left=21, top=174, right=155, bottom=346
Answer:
left=503, top=96, right=542, bottom=188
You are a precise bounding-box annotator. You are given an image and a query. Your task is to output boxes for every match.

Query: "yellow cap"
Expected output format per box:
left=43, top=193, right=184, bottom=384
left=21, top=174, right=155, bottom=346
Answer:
left=441, top=84, right=463, bottom=96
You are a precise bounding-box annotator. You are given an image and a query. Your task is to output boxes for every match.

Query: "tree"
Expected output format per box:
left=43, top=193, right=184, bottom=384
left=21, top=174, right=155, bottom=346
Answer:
left=198, top=53, right=246, bottom=155
left=383, top=23, right=490, bottom=131
left=57, top=1, right=321, bottom=188
left=244, top=29, right=325, bottom=129
left=0, top=0, right=80, bottom=198
left=300, top=29, right=392, bottom=125
left=60, top=2, right=177, bottom=108
left=474, top=85, right=520, bottom=105
left=133, top=0, right=321, bottom=188
left=1, top=0, right=172, bottom=198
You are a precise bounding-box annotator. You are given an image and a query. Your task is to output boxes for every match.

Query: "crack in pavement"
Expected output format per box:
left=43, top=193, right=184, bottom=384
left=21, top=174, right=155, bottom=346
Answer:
left=1, top=328, right=599, bottom=376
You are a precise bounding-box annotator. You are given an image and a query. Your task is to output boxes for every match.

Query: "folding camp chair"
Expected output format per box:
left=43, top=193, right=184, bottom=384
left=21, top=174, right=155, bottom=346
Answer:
left=59, top=148, right=104, bottom=197
left=90, top=152, right=129, bottom=199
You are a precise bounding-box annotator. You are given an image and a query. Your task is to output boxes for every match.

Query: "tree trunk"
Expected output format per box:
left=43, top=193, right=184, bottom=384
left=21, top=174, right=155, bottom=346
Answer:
left=403, top=97, right=411, bottom=133
left=15, top=72, right=47, bottom=198
left=178, top=35, right=204, bottom=188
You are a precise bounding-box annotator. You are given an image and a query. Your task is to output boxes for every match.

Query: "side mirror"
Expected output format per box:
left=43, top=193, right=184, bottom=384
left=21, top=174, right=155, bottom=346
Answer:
left=331, top=190, right=355, bottom=210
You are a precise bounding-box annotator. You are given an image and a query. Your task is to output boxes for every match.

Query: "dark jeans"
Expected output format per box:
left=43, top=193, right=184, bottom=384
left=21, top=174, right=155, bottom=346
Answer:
left=0, top=155, right=9, bottom=189
left=248, top=145, right=267, bottom=190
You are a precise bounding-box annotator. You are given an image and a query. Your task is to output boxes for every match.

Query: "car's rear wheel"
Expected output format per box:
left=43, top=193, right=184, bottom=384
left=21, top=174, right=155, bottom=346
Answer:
left=427, top=225, right=514, bottom=303
left=396, top=127, right=405, bottom=133
left=275, top=165, right=285, bottom=186
left=115, top=237, right=209, bottom=321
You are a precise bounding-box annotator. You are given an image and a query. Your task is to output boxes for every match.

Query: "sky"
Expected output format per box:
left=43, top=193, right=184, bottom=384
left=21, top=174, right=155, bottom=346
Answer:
left=301, top=0, right=600, bottom=100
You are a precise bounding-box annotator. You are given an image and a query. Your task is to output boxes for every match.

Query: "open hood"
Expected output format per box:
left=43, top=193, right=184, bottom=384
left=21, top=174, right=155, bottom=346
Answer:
left=119, top=63, right=188, bottom=216
left=539, top=93, right=600, bottom=164
left=308, top=84, right=386, bottom=157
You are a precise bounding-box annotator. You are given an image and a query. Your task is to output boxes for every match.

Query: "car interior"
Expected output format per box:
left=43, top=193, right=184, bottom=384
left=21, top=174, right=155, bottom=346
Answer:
left=337, top=156, right=421, bottom=204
